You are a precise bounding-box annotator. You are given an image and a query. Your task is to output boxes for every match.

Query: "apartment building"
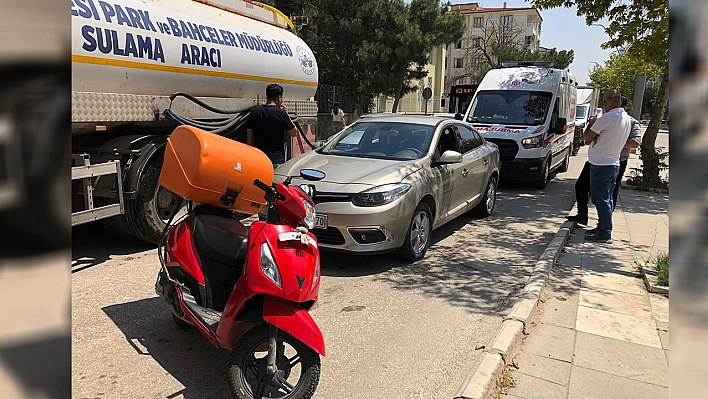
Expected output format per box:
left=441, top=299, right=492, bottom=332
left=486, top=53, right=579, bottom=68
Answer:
left=446, top=2, right=543, bottom=87
left=376, top=45, right=448, bottom=114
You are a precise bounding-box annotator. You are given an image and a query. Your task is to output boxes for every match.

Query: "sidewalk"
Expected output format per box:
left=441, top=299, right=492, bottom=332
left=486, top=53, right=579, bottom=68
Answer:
left=496, top=187, right=669, bottom=399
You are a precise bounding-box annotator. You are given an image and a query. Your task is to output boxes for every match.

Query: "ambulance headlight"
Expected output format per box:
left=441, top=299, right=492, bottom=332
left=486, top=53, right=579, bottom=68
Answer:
left=522, top=135, right=543, bottom=149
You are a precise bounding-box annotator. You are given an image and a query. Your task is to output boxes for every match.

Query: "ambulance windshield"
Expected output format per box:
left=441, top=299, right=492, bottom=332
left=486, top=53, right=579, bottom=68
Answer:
left=466, top=90, right=553, bottom=126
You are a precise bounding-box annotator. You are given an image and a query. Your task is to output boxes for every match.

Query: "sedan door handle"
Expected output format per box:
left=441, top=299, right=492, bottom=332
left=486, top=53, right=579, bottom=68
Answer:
left=462, top=169, right=469, bottom=177
left=483, top=159, right=489, bottom=165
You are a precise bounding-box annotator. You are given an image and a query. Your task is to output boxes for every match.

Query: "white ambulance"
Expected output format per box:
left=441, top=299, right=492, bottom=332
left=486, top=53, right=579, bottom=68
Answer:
left=462, top=62, right=577, bottom=188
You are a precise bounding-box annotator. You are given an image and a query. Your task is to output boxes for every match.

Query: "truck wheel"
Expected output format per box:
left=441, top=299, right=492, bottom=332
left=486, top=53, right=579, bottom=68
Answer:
left=128, top=159, right=183, bottom=244
left=531, top=157, right=550, bottom=189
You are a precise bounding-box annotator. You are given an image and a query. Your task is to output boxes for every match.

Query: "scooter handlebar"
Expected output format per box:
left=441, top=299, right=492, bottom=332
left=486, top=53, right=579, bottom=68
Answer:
left=253, top=179, right=286, bottom=201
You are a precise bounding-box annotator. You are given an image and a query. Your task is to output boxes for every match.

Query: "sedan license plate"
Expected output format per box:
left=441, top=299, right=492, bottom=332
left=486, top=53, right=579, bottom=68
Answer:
left=315, top=214, right=328, bottom=229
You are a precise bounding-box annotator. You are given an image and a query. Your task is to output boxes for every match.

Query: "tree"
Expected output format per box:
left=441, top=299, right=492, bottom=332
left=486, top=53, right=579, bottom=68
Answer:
left=359, top=0, right=465, bottom=112
left=532, top=0, right=669, bottom=186
left=588, top=51, right=659, bottom=110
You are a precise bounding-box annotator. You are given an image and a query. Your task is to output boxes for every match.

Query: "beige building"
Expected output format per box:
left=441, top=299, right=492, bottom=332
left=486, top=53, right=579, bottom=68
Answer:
left=376, top=45, right=447, bottom=114
left=446, top=2, right=543, bottom=88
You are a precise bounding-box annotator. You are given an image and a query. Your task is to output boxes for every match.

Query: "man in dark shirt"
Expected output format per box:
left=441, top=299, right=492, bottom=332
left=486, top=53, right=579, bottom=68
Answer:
left=247, top=84, right=298, bottom=168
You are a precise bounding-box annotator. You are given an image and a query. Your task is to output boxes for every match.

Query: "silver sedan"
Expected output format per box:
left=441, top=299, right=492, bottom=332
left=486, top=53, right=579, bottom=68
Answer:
left=275, top=115, right=500, bottom=262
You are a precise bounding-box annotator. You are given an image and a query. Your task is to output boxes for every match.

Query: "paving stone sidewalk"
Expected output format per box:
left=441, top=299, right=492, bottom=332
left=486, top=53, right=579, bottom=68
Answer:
left=496, top=186, right=669, bottom=399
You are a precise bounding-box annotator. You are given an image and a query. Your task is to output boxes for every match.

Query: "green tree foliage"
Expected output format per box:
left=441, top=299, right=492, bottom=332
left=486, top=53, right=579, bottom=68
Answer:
left=359, top=0, right=465, bottom=112
left=587, top=51, right=658, bottom=109
left=532, top=0, right=668, bottom=187
left=493, top=44, right=574, bottom=69
left=271, top=0, right=464, bottom=113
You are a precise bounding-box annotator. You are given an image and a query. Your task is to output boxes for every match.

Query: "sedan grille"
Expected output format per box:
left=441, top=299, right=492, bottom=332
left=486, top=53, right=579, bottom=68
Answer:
left=485, top=138, right=518, bottom=162
left=311, top=227, right=345, bottom=245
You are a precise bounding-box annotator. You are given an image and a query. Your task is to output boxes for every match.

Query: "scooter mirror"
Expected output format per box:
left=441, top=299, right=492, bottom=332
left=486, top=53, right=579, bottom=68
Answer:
left=300, top=169, right=325, bottom=181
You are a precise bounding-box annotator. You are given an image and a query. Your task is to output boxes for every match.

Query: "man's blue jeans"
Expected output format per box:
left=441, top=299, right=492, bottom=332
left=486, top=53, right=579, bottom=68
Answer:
left=590, top=164, right=619, bottom=238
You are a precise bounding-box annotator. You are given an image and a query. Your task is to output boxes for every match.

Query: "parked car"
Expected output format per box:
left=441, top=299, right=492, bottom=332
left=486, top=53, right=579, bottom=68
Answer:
left=274, top=115, right=500, bottom=261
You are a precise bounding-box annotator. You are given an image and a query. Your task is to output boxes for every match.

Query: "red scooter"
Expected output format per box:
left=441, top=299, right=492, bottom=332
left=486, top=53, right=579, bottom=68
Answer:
left=155, top=170, right=326, bottom=399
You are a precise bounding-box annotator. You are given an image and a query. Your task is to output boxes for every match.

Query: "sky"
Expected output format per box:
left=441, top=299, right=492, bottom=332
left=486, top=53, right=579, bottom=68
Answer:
left=448, top=0, right=613, bottom=85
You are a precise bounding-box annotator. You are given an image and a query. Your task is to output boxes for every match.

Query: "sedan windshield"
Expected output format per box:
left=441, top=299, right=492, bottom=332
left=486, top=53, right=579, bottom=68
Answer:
left=466, top=90, right=553, bottom=126
left=319, top=121, right=436, bottom=160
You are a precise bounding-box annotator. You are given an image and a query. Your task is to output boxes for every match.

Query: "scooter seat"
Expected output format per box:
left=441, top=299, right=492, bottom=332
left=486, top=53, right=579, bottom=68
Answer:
left=192, top=214, right=248, bottom=267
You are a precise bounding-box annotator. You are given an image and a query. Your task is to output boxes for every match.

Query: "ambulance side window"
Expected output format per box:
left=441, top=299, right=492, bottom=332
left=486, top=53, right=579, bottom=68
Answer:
left=549, top=98, right=560, bottom=134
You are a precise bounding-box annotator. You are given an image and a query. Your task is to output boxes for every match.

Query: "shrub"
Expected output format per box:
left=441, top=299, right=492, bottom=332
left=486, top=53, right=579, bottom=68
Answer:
left=653, top=251, right=669, bottom=287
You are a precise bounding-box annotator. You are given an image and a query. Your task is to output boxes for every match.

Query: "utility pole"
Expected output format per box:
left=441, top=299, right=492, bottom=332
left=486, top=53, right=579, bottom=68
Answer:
left=631, top=73, right=646, bottom=120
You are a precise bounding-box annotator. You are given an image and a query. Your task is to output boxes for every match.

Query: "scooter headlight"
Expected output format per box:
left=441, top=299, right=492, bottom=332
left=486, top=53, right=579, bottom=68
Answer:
left=301, top=198, right=316, bottom=229
left=260, top=243, right=282, bottom=287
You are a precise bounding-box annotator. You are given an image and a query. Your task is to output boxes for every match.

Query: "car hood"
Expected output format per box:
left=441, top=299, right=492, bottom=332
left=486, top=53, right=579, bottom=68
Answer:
left=275, top=151, right=424, bottom=192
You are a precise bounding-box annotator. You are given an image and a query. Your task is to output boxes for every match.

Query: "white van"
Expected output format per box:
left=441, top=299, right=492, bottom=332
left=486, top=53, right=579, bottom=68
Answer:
left=462, top=62, right=577, bottom=188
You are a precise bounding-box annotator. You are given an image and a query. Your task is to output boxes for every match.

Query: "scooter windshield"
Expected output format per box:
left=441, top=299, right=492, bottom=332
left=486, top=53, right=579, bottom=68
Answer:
left=467, top=90, right=553, bottom=126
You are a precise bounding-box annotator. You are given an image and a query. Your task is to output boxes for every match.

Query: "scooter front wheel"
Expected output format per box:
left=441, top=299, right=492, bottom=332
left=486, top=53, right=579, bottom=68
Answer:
left=228, top=324, right=320, bottom=399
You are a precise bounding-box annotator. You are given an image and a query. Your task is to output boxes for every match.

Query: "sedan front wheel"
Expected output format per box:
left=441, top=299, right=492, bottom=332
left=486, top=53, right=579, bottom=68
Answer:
left=395, top=202, right=433, bottom=262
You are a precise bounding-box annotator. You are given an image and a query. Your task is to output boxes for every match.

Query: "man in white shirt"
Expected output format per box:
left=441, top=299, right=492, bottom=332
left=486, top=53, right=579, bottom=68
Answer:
left=582, top=89, right=632, bottom=241
left=331, top=102, right=345, bottom=132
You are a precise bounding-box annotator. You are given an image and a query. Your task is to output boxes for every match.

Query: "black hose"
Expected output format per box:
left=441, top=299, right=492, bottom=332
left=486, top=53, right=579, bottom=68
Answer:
left=168, top=92, right=255, bottom=114
left=294, top=120, right=316, bottom=149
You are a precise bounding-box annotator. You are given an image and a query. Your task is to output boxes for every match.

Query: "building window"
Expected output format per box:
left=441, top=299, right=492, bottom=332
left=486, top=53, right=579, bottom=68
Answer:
left=455, top=41, right=463, bottom=49
left=454, top=58, right=464, bottom=69
left=472, top=37, right=483, bottom=48
left=474, top=17, right=484, bottom=28
left=538, top=22, right=542, bottom=32
left=525, top=36, right=533, bottom=46
left=500, top=15, right=513, bottom=32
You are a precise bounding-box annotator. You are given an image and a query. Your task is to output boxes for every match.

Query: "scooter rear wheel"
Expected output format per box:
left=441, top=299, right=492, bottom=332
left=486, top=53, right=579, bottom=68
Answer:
left=228, top=324, right=320, bottom=399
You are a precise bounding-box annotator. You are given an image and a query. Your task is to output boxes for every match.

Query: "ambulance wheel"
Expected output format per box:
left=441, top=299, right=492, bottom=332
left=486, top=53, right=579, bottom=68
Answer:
left=532, top=157, right=551, bottom=189
left=558, top=149, right=571, bottom=173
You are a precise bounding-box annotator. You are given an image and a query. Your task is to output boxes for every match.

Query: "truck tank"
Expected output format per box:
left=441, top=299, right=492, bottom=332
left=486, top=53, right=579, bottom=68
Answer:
left=72, top=0, right=318, bottom=100
left=70, top=0, right=319, bottom=243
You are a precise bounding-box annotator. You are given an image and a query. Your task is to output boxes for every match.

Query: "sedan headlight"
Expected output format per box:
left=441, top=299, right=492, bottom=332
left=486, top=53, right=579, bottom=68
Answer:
left=301, top=198, right=316, bottom=229
left=521, top=135, right=543, bottom=149
left=260, top=243, right=281, bottom=287
left=351, top=183, right=412, bottom=207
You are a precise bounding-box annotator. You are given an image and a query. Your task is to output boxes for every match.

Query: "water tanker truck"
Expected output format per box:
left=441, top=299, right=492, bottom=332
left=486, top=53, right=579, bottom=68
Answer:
left=70, top=0, right=319, bottom=243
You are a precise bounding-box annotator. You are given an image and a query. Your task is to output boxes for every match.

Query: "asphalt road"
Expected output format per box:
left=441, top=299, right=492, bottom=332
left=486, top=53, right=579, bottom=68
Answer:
left=72, top=150, right=587, bottom=399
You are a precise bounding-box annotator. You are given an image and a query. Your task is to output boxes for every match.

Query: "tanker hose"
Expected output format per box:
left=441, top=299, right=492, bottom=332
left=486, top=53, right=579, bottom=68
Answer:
left=168, top=92, right=256, bottom=115
left=294, top=120, right=316, bottom=149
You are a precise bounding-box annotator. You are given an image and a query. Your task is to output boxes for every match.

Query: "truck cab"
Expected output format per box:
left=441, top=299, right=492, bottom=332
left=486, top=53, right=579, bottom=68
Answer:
left=463, top=62, right=577, bottom=189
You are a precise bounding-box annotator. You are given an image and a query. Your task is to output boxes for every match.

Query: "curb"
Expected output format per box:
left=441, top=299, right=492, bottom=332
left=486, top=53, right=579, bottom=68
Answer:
left=621, top=182, right=669, bottom=195
left=640, top=264, right=669, bottom=295
left=453, top=219, right=576, bottom=399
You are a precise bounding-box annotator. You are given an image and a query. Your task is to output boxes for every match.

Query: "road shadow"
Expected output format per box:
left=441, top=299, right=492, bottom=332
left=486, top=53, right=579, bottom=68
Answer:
left=102, top=297, right=233, bottom=399
left=72, top=222, right=154, bottom=273
left=0, top=334, right=71, bottom=399
left=366, top=171, right=577, bottom=317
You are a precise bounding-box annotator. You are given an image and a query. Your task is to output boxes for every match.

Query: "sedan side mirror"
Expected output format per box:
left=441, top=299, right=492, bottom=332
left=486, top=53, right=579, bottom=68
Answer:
left=454, top=113, right=463, bottom=120
left=438, top=150, right=463, bottom=164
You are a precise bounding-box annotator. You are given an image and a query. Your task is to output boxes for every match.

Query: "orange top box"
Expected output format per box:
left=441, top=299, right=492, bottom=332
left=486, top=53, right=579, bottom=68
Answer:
left=159, top=125, right=274, bottom=214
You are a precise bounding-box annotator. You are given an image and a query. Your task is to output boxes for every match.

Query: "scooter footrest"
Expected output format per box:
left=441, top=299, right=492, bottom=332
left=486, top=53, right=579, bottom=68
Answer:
left=181, top=289, right=222, bottom=330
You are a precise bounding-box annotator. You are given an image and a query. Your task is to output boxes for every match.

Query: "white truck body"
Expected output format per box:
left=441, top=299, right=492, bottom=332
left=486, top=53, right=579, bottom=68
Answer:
left=574, top=86, right=599, bottom=128
left=463, top=66, right=577, bottom=187
left=70, top=0, right=319, bottom=242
